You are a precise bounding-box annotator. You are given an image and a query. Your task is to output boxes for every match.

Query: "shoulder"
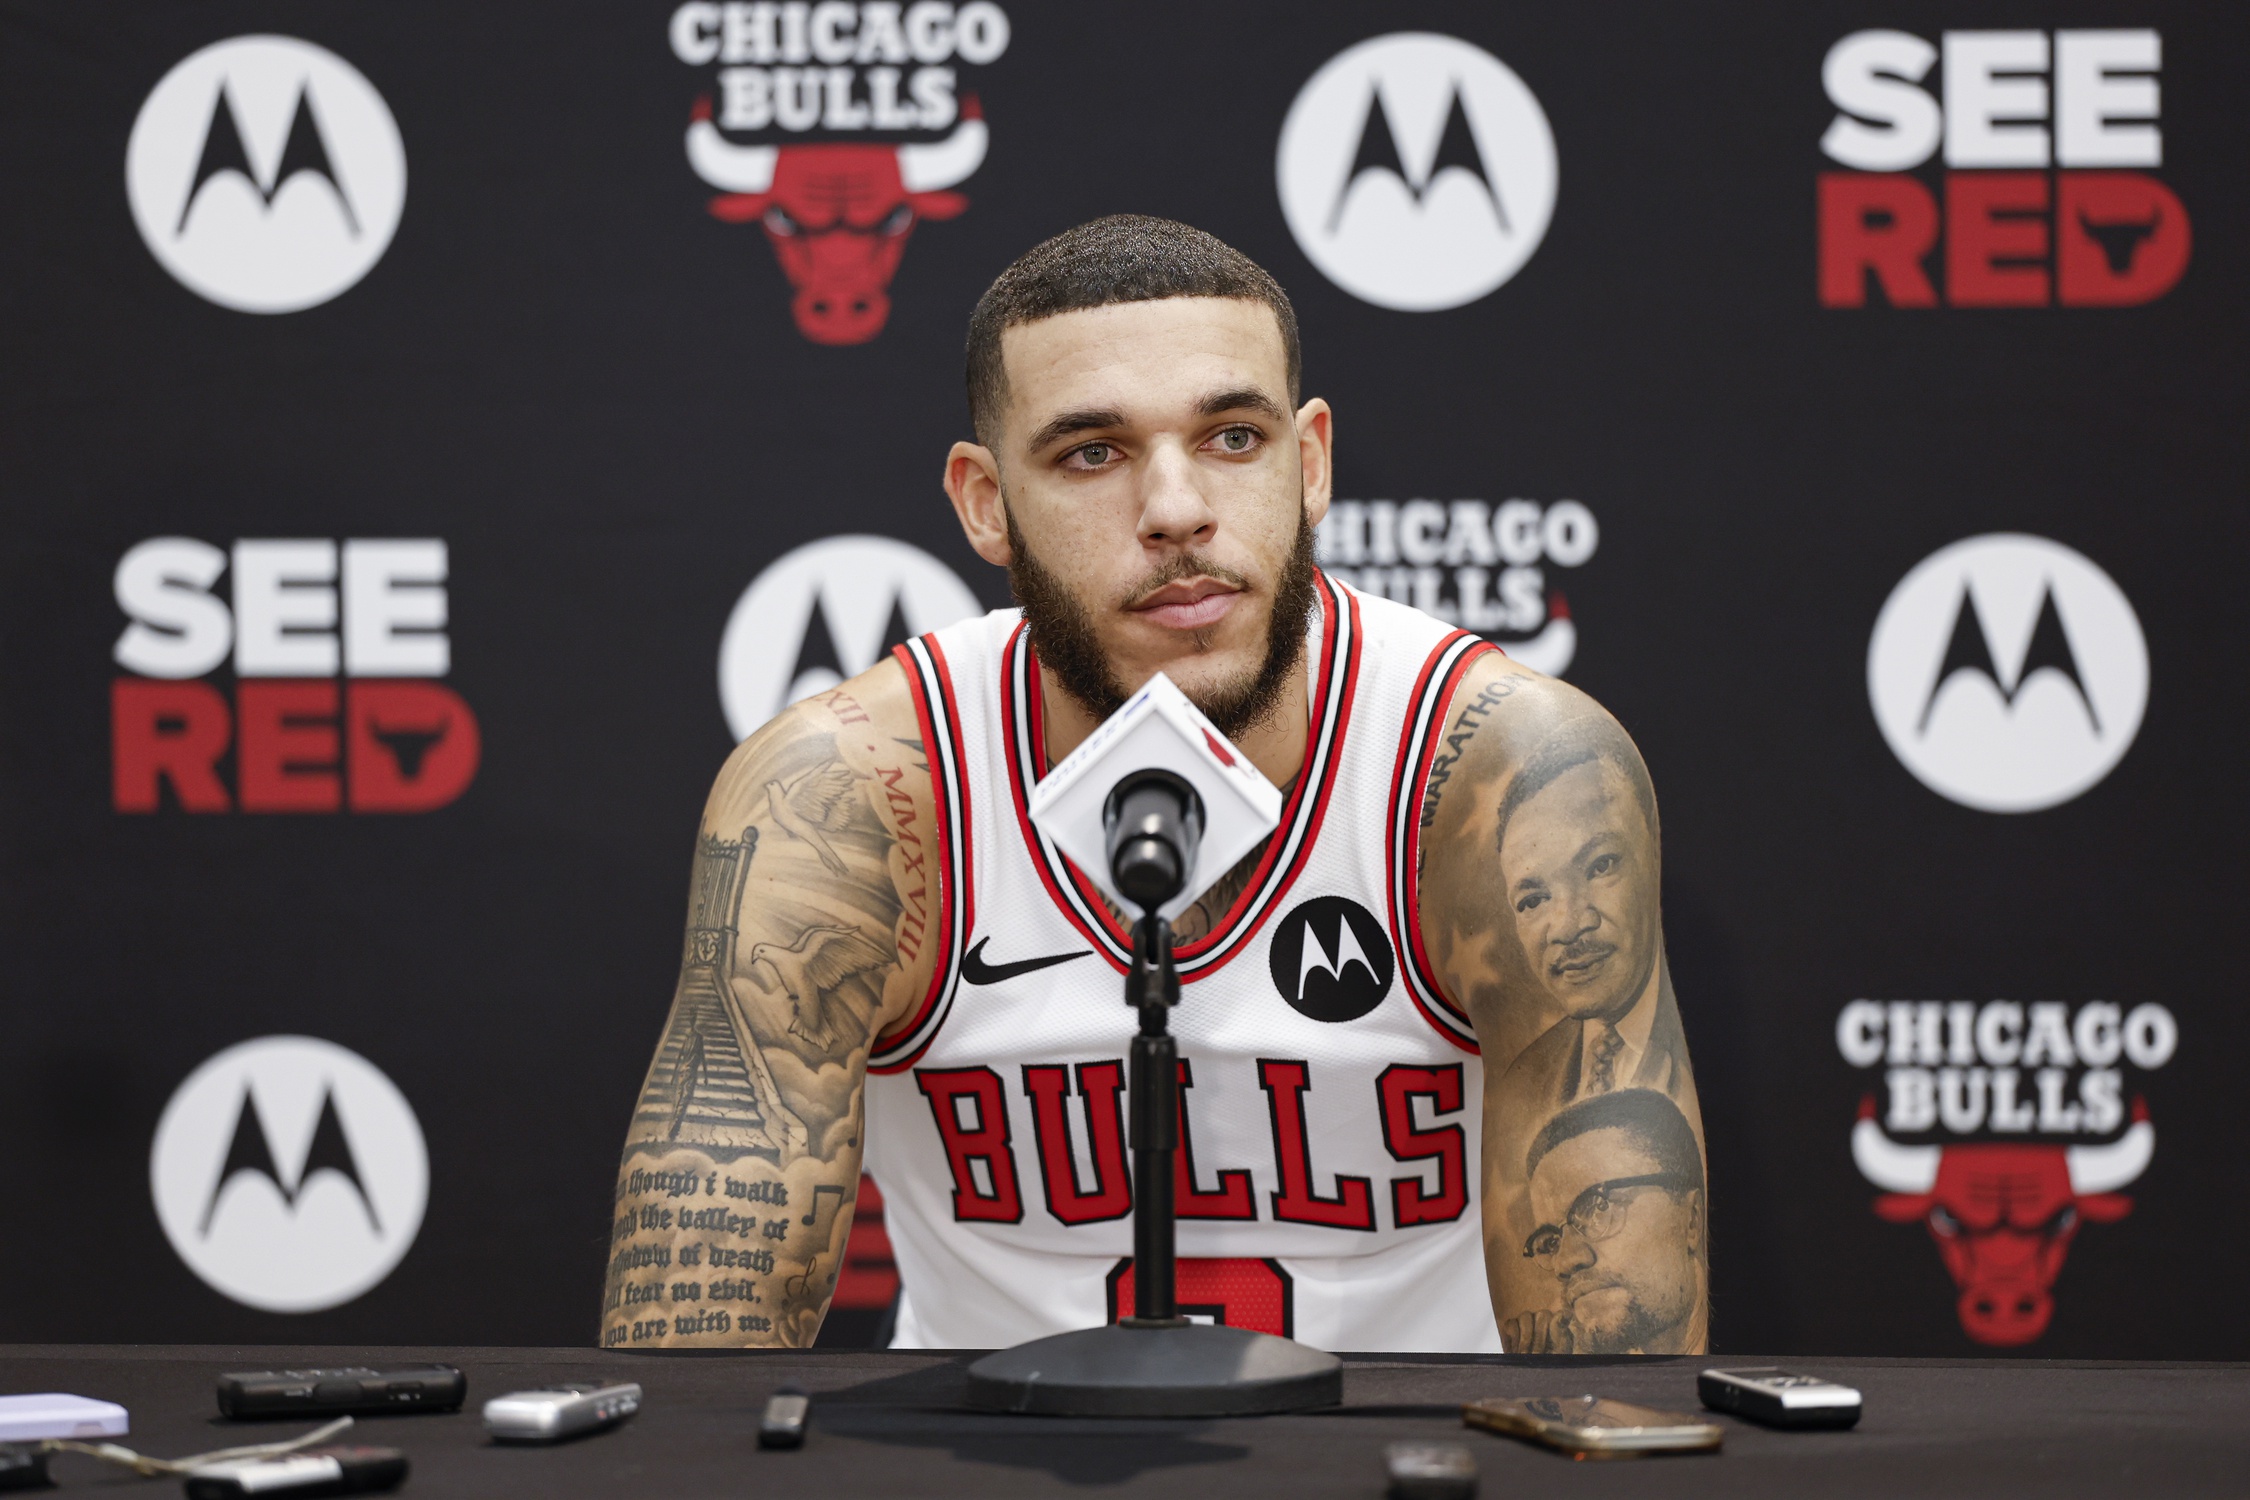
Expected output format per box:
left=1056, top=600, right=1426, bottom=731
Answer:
left=1450, top=651, right=1603, bottom=734
left=1422, top=653, right=1656, bottom=824
left=700, top=655, right=947, bottom=1028
left=702, top=655, right=935, bottom=831
left=1412, top=656, right=1572, bottom=845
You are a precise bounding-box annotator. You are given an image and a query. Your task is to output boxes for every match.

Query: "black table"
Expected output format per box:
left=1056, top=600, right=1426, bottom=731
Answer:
left=4, top=1345, right=2242, bottom=1497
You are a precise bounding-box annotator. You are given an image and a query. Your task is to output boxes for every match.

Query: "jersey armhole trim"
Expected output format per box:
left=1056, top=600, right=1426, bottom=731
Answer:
left=1385, top=632, right=1497, bottom=1054
left=869, top=634, right=973, bottom=1073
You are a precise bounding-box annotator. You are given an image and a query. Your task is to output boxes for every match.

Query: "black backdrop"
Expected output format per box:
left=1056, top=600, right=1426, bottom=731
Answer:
left=2, top=0, right=2242, bottom=1357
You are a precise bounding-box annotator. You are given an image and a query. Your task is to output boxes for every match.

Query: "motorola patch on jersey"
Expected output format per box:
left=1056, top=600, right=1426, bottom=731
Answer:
left=1269, top=897, right=1394, bottom=1022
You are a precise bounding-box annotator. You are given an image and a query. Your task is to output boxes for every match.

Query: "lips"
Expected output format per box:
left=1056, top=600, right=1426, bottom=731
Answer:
left=1566, top=1283, right=1634, bottom=1327
left=1128, top=576, right=1241, bottom=631
left=1550, top=940, right=1617, bottom=982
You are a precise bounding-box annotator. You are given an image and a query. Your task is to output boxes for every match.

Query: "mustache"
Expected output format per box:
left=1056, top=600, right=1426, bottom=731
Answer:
left=1118, top=553, right=1254, bottom=610
left=1563, top=1268, right=1630, bottom=1298
left=1548, top=935, right=1617, bottom=973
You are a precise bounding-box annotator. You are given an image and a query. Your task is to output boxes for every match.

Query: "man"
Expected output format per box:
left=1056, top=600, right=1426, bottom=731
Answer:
left=601, top=216, right=1708, bottom=1353
left=1491, top=717, right=1692, bottom=1131
left=1508, top=1089, right=1707, bottom=1354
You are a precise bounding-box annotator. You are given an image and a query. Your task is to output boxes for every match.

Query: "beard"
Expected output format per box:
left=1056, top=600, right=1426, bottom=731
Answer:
left=1006, top=505, right=1318, bottom=741
left=1567, top=1278, right=1690, bottom=1355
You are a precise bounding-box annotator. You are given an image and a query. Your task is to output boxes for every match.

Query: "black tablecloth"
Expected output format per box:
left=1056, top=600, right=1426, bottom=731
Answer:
left=3, top=1345, right=2241, bottom=1497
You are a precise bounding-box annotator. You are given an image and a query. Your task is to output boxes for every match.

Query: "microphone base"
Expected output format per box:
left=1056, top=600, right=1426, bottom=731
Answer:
left=963, top=1321, right=1342, bottom=1418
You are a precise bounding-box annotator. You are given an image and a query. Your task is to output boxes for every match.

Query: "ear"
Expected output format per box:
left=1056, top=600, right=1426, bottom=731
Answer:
left=1294, top=397, right=1334, bottom=530
left=944, top=440, right=1012, bottom=566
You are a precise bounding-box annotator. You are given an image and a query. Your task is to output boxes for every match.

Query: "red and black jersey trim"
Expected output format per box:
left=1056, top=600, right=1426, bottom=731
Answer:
left=1385, top=629, right=1499, bottom=1053
left=869, top=633, right=974, bottom=1073
left=1000, top=571, right=1362, bottom=979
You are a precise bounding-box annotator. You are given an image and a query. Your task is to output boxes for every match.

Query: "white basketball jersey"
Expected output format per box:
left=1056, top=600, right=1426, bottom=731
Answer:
left=864, top=574, right=1502, bottom=1352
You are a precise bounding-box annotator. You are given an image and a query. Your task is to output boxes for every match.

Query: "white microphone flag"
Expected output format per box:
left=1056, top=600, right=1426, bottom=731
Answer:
left=1027, top=672, right=1284, bottom=922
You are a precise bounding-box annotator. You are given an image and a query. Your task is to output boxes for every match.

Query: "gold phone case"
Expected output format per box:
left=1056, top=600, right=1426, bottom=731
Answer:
left=1464, top=1396, right=1723, bottom=1458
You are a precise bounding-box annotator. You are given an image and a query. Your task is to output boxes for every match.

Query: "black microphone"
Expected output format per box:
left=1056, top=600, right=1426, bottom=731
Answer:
left=1104, top=770, right=1204, bottom=914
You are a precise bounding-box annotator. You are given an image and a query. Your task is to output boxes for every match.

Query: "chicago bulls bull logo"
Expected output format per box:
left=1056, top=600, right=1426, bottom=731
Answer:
left=685, top=98, right=987, bottom=345
left=1853, top=1096, right=2152, bottom=1346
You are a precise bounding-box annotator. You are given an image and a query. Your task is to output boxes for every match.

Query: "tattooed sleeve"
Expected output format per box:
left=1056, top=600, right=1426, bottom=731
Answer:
left=1417, top=657, right=1709, bottom=1355
left=600, top=671, right=938, bottom=1347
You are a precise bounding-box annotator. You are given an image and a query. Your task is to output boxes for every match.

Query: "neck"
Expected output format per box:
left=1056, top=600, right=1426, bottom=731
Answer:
left=1037, top=650, right=1312, bottom=791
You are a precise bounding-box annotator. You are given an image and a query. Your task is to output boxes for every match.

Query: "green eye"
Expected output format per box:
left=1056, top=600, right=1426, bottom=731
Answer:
left=1080, top=444, right=1109, bottom=464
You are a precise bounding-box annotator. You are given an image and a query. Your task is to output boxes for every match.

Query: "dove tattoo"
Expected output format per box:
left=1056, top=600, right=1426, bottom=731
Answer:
left=747, top=924, right=893, bottom=1053
left=765, top=762, right=859, bottom=876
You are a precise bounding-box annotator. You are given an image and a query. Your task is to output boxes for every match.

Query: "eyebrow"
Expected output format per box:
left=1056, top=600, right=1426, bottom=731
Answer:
left=1572, top=833, right=1620, bottom=868
left=1196, top=387, right=1289, bottom=422
left=1025, top=407, right=1126, bottom=454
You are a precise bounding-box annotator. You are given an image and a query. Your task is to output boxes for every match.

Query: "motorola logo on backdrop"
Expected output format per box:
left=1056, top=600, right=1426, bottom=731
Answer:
left=127, top=36, right=406, bottom=313
left=719, top=535, right=983, bottom=738
left=1277, top=32, right=1557, bottom=311
left=151, top=1036, right=427, bottom=1312
left=1869, top=534, right=2148, bottom=812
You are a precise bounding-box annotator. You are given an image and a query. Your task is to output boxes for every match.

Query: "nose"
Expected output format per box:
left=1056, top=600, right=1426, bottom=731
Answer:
left=792, top=285, right=891, bottom=346
left=1550, top=1225, right=1599, bottom=1278
left=1135, top=441, right=1218, bottom=552
left=1551, top=892, right=1602, bottom=946
left=1960, top=1283, right=2053, bottom=1345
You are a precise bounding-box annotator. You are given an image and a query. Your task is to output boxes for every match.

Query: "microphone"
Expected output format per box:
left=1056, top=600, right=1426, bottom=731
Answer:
left=1105, top=770, right=1203, bottom=911
left=1028, top=672, right=1283, bottom=922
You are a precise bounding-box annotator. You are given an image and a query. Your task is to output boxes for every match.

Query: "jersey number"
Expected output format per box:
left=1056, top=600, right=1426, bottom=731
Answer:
left=1105, top=1257, right=1297, bottom=1338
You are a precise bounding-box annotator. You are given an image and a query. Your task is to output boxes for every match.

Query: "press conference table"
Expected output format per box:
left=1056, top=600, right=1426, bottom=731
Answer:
left=4, top=1345, right=2241, bottom=1498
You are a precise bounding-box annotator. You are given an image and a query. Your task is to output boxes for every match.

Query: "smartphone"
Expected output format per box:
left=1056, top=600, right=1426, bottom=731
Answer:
left=1698, top=1367, right=1862, bottom=1429
left=182, top=1446, right=408, bottom=1498
left=0, top=1393, right=128, bottom=1441
left=483, top=1382, right=642, bottom=1443
left=1463, top=1396, right=1722, bottom=1458
left=216, top=1367, right=465, bottom=1418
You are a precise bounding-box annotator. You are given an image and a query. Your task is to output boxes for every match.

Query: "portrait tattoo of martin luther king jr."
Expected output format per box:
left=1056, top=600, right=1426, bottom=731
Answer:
left=1495, top=716, right=1690, bottom=1118
left=1417, top=678, right=1707, bottom=1354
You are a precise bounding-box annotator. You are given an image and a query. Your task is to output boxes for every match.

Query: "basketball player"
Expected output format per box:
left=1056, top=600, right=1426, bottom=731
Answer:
left=601, top=217, right=1707, bottom=1354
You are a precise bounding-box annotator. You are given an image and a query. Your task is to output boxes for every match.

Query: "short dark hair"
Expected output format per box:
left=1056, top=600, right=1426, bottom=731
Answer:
left=1526, top=1088, right=1703, bottom=1193
left=965, top=215, right=1302, bottom=447
left=1495, top=714, right=1659, bottom=857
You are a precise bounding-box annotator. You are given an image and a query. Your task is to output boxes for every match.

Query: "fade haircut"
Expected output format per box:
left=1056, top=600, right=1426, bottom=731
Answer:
left=1495, top=714, right=1660, bottom=857
left=1527, top=1088, right=1704, bottom=1193
left=965, top=215, right=1302, bottom=448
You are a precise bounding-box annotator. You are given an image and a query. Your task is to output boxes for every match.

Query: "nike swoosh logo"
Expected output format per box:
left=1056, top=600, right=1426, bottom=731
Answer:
left=960, top=938, right=1089, bottom=985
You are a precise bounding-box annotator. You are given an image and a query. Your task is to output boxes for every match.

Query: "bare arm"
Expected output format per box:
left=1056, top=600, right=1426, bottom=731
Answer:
left=1417, top=656, right=1708, bottom=1355
left=600, top=667, right=938, bottom=1348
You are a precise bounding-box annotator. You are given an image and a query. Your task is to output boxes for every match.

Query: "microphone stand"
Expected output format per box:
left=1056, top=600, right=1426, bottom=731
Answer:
left=964, top=905, right=1342, bottom=1417
left=1124, top=913, right=1180, bottom=1327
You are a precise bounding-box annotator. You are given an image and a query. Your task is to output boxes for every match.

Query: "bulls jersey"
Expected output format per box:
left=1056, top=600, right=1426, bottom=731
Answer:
left=863, top=574, right=1503, bottom=1352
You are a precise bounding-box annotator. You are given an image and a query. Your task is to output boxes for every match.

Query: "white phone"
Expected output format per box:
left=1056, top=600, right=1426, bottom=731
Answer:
left=0, top=1393, right=128, bottom=1442
left=482, top=1383, right=641, bottom=1443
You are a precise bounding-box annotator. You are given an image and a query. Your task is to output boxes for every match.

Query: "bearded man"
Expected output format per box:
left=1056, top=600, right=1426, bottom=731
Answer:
left=602, top=216, right=1708, bottom=1353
